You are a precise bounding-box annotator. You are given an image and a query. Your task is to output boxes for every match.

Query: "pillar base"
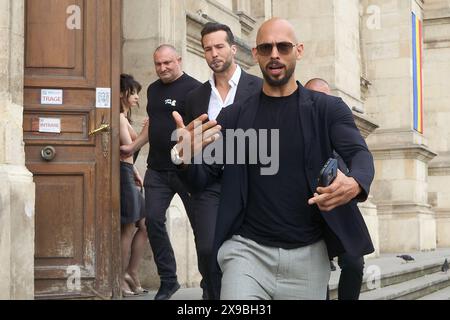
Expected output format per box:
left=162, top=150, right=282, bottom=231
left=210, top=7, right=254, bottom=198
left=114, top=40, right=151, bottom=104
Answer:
left=429, top=153, right=450, bottom=247
left=435, top=208, right=450, bottom=247
left=0, top=164, right=35, bottom=299
left=368, top=129, right=437, bottom=253
left=378, top=202, right=436, bottom=252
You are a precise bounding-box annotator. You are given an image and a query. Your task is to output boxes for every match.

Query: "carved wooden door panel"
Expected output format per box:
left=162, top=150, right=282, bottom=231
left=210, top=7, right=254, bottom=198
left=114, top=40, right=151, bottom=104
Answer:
left=23, top=0, right=121, bottom=299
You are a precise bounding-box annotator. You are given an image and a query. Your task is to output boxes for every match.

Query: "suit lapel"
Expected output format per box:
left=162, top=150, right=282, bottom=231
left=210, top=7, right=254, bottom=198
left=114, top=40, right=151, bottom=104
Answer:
left=297, top=83, right=316, bottom=190
left=202, top=71, right=250, bottom=118
left=235, top=71, right=252, bottom=103
left=198, top=82, right=212, bottom=116
left=235, top=93, right=260, bottom=207
left=237, top=92, right=260, bottom=130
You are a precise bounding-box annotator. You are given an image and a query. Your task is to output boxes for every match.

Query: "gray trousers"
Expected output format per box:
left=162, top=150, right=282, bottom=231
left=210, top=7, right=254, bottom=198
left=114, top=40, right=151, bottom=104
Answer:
left=218, top=235, right=330, bottom=300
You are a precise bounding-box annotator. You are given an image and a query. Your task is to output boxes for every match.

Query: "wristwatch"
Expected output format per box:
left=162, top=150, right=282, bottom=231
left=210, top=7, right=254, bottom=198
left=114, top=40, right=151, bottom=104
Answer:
left=170, top=145, right=183, bottom=165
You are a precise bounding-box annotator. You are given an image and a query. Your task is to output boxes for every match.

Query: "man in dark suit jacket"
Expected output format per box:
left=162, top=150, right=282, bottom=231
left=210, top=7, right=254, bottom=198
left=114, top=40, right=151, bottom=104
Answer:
left=305, top=78, right=366, bottom=300
left=183, top=22, right=262, bottom=300
left=171, top=18, right=374, bottom=300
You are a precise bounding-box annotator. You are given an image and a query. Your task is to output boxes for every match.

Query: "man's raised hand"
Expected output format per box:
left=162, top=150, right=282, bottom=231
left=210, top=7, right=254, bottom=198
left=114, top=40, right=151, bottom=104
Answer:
left=172, top=111, right=222, bottom=164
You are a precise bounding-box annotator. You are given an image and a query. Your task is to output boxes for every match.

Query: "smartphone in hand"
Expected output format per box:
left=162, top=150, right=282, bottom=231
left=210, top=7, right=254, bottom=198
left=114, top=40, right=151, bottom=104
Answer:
left=317, top=158, right=338, bottom=187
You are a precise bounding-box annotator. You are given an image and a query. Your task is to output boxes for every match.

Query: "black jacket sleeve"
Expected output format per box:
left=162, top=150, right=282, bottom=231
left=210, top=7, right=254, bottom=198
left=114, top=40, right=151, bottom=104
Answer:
left=327, top=98, right=375, bottom=201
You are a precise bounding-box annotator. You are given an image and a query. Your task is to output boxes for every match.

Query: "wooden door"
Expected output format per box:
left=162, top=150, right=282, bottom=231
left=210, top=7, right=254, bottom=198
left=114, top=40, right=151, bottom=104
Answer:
left=23, top=0, right=121, bottom=299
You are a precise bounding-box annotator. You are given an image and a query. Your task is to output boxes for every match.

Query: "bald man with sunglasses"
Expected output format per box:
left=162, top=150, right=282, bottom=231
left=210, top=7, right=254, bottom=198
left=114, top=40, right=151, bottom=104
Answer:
left=172, top=18, right=374, bottom=300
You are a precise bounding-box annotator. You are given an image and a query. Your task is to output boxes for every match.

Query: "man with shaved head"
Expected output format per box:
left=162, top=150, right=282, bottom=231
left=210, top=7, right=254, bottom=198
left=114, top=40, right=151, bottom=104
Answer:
left=121, top=44, right=201, bottom=300
left=172, top=18, right=374, bottom=300
left=305, top=78, right=332, bottom=95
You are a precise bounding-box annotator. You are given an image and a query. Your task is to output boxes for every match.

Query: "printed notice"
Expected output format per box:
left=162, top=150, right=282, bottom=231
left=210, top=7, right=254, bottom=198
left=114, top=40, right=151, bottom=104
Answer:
left=41, top=89, right=63, bottom=105
left=96, top=88, right=111, bottom=108
left=39, top=118, right=61, bottom=134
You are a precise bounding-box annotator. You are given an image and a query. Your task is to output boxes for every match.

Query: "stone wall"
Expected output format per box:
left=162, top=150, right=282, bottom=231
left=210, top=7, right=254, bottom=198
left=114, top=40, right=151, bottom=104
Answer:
left=423, top=0, right=450, bottom=247
left=0, top=0, right=35, bottom=299
left=363, top=0, right=437, bottom=252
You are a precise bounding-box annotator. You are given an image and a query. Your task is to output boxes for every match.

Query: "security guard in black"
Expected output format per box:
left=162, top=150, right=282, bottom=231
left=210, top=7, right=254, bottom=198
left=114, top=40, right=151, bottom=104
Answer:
left=146, top=73, right=201, bottom=170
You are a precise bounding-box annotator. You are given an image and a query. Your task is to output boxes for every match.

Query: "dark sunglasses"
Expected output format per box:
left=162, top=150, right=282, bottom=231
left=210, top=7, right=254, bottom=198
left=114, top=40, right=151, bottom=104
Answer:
left=256, top=42, right=297, bottom=56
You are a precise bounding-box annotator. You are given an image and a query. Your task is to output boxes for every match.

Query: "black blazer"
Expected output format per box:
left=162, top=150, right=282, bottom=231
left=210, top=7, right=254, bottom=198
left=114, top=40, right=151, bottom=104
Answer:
left=179, top=82, right=375, bottom=296
left=184, top=69, right=263, bottom=124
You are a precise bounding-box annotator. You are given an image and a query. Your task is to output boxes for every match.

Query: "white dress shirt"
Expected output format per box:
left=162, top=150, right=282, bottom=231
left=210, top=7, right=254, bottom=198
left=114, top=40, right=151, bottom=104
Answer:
left=208, top=65, right=242, bottom=120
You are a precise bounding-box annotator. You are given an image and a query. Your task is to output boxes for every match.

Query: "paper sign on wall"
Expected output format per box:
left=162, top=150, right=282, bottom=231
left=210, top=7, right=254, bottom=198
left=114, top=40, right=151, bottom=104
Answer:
left=39, top=118, right=61, bottom=133
left=41, top=89, right=63, bottom=105
left=96, top=88, right=111, bottom=108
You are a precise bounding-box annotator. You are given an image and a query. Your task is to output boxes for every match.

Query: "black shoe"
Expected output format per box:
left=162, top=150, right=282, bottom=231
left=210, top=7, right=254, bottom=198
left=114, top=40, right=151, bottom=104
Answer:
left=154, top=281, right=180, bottom=300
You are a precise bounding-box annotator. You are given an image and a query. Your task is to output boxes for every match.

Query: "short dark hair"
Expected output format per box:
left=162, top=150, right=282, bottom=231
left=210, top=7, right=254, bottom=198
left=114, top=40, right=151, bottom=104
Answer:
left=120, top=74, right=142, bottom=122
left=201, top=22, right=235, bottom=47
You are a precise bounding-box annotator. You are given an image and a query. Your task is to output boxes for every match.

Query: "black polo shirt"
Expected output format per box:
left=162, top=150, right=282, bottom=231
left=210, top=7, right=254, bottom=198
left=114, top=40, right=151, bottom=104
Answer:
left=146, top=73, right=201, bottom=170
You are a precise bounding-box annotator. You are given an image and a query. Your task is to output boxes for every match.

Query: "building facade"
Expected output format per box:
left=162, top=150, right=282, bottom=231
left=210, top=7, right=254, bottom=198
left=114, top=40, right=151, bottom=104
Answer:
left=1, top=0, right=449, bottom=298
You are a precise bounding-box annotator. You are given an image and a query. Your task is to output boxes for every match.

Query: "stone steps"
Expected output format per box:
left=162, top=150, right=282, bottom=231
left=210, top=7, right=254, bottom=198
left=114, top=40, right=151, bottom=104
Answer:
left=418, top=285, right=450, bottom=300
left=329, top=248, right=450, bottom=300
left=130, top=249, right=450, bottom=301
left=360, top=271, right=450, bottom=300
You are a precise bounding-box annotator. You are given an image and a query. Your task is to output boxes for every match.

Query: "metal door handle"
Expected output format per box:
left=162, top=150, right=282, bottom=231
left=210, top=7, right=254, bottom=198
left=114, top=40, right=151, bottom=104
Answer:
left=89, top=123, right=110, bottom=136
left=41, top=146, right=56, bottom=161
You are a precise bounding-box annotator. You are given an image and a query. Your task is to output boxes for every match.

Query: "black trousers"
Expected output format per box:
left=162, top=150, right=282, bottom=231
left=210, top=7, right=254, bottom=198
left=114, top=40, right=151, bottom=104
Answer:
left=326, top=253, right=364, bottom=300
left=337, top=253, right=365, bottom=300
left=190, top=181, right=221, bottom=300
left=144, top=169, right=194, bottom=283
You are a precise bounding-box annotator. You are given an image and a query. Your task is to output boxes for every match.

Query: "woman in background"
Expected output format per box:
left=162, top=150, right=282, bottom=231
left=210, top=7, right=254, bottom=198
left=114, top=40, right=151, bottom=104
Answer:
left=120, top=74, right=148, bottom=296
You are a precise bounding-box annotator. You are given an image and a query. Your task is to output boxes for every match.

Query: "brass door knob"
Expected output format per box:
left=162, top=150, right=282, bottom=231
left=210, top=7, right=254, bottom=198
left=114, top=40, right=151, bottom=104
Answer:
left=41, top=146, right=56, bottom=161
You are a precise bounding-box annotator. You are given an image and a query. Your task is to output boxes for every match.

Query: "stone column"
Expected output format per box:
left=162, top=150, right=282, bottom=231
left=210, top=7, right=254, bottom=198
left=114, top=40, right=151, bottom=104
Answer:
left=272, top=0, right=363, bottom=108
left=355, top=114, right=381, bottom=258
left=362, top=0, right=437, bottom=252
left=233, top=0, right=251, bottom=13
left=423, top=0, right=450, bottom=247
left=0, top=0, right=35, bottom=299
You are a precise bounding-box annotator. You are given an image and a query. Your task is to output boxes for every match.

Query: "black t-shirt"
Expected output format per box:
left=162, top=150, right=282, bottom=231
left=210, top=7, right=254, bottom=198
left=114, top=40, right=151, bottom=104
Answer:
left=238, top=90, right=324, bottom=249
left=146, top=73, right=201, bottom=170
